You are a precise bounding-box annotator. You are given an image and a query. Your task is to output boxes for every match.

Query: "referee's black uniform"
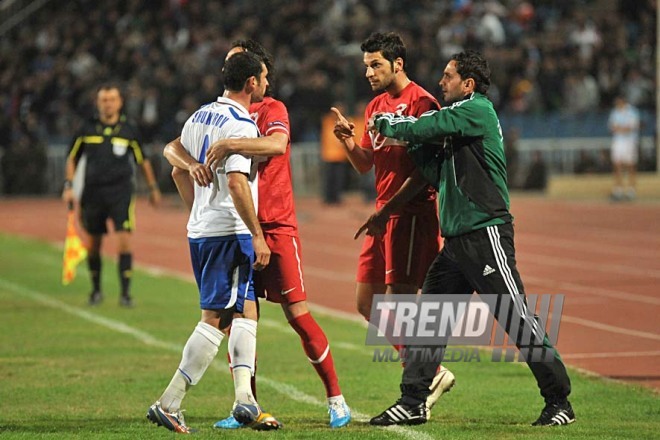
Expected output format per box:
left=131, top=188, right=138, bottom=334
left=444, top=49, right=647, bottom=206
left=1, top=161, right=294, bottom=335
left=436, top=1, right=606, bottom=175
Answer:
left=67, top=113, right=151, bottom=307
left=68, top=114, right=145, bottom=234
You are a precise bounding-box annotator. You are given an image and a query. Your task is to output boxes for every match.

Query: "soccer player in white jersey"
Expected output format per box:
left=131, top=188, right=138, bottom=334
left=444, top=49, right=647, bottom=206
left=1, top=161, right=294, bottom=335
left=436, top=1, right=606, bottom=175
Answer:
left=147, top=51, right=275, bottom=433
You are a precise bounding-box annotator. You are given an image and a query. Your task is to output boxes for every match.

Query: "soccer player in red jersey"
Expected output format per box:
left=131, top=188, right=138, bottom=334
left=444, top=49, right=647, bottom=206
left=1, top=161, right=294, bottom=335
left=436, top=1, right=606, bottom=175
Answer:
left=164, top=40, right=350, bottom=429
left=331, top=32, right=455, bottom=415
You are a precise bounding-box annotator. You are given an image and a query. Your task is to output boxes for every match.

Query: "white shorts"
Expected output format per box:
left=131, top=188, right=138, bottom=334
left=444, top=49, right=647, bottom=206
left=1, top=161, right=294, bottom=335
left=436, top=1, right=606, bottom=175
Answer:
left=611, top=139, right=637, bottom=164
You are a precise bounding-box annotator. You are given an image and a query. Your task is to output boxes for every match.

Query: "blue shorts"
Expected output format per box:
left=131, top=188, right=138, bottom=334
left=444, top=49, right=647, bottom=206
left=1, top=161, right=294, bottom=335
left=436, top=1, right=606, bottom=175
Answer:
left=188, top=234, right=255, bottom=312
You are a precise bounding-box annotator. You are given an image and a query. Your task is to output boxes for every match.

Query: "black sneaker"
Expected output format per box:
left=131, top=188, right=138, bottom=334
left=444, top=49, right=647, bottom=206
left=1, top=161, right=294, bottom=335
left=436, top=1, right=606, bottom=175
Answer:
left=532, top=400, right=575, bottom=426
left=370, top=400, right=427, bottom=426
left=88, top=291, right=103, bottom=306
left=119, top=294, right=133, bottom=308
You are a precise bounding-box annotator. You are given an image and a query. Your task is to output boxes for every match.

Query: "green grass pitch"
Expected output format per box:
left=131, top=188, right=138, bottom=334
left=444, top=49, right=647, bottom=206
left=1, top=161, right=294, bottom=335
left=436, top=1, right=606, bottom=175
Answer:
left=0, top=233, right=658, bottom=439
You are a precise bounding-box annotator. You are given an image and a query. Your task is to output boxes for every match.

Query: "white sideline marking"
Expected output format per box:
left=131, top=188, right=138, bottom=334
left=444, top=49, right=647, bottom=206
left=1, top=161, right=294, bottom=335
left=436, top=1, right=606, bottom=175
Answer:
left=34, top=248, right=660, bottom=308
left=0, top=277, right=433, bottom=440
left=17, top=254, right=660, bottom=343
left=335, top=341, right=369, bottom=353
left=308, top=302, right=367, bottom=326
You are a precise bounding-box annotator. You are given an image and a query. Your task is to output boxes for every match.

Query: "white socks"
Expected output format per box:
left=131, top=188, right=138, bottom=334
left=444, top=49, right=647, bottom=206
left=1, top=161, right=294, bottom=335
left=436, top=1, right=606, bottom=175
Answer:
left=160, top=321, right=224, bottom=411
left=327, top=394, right=345, bottom=405
left=229, top=318, right=258, bottom=404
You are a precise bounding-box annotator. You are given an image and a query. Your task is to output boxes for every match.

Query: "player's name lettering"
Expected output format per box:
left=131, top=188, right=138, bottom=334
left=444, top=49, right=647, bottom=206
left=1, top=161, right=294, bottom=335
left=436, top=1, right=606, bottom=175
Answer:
left=191, top=110, right=230, bottom=128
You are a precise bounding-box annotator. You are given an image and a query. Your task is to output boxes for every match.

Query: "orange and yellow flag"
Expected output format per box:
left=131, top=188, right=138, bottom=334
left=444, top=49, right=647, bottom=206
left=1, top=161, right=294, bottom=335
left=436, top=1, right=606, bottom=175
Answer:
left=62, top=208, right=87, bottom=285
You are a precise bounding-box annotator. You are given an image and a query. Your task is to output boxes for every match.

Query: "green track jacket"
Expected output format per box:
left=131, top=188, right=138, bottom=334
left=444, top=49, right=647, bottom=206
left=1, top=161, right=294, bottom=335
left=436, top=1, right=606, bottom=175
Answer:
left=374, top=92, right=512, bottom=237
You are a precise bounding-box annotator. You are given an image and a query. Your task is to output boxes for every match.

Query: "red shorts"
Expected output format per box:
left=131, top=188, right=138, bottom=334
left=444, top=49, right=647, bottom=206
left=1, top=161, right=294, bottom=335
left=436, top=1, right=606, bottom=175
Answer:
left=254, top=233, right=307, bottom=304
left=357, top=210, right=441, bottom=287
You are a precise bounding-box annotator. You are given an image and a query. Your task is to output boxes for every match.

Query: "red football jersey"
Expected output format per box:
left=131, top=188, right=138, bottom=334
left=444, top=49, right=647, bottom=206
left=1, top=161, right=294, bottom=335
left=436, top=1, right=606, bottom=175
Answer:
left=249, top=97, right=298, bottom=235
left=360, top=81, right=439, bottom=212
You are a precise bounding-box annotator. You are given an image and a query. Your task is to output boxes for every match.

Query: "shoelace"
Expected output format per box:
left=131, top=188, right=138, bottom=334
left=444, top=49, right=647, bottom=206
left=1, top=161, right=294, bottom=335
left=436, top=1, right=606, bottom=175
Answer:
left=171, top=409, right=187, bottom=426
left=539, top=404, right=563, bottom=420
left=329, top=401, right=349, bottom=418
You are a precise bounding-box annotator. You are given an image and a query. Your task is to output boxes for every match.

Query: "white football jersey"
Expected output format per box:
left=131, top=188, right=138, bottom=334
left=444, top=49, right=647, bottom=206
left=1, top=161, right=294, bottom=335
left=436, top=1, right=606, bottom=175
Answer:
left=181, top=97, right=260, bottom=238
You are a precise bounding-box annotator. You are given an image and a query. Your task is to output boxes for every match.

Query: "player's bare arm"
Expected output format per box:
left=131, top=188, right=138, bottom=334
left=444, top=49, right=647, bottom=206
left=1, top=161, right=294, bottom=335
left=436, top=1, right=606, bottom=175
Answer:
left=330, top=106, right=374, bottom=174
left=163, top=137, right=214, bottom=187
left=355, top=170, right=429, bottom=239
left=140, top=159, right=162, bottom=207
left=227, top=171, right=270, bottom=271
left=61, top=155, right=76, bottom=205
left=206, top=132, right=287, bottom=170
left=164, top=137, right=211, bottom=211
left=170, top=166, right=194, bottom=212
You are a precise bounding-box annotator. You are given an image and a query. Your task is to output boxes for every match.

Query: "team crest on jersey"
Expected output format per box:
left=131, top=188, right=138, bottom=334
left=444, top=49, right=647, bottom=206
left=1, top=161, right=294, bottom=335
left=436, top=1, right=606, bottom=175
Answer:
left=395, top=103, right=408, bottom=115
left=111, top=138, right=129, bottom=156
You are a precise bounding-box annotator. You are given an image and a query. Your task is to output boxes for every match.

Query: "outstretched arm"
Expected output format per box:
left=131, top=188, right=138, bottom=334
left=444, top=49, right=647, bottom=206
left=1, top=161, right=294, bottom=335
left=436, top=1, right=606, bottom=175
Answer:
left=374, top=100, right=483, bottom=143
left=206, top=132, right=287, bottom=170
left=330, top=106, right=374, bottom=174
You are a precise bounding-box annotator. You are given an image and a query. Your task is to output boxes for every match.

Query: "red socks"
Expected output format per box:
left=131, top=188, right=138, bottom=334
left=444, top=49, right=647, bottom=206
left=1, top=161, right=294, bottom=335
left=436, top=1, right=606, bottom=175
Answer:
left=289, top=312, right=341, bottom=398
left=227, top=313, right=341, bottom=398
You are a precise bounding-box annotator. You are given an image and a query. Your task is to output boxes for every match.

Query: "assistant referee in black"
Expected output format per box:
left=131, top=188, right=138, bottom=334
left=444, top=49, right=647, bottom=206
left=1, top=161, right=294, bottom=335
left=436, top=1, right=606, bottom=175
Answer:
left=62, top=83, right=161, bottom=307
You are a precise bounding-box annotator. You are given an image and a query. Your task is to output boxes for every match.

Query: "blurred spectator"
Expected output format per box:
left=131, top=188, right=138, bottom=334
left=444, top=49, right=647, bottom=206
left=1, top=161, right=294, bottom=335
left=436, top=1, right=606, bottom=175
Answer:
left=574, top=150, right=598, bottom=174
left=595, top=148, right=613, bottom=173
left=507, top=75, right=543, bottom=113
left=569, top=13, right=602, bottom=64
left=320, top=106, right=349, bottom=205
left=537, top=56, right=563, bottom=111
left=1, top=118, right=47, bottom=194
left=504, top=127, right=521, bottom=188
left=0, top=0, right=654, bottom=185
left=564, top=70, right=599, bottom=114
left=522, top=151, right=548, bottom=191
left=621, top=68, right=653, bottom=109
left=140, top=86, right=160, bottom=143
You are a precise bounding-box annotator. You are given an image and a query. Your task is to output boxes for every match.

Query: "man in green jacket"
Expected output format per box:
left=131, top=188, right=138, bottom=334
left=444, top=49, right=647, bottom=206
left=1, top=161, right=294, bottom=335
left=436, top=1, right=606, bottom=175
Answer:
left=367, top=50, right=574, bottom=427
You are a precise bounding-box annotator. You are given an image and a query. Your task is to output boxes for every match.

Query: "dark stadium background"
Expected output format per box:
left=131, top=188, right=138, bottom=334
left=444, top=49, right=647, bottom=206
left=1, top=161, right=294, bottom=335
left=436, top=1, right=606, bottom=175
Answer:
left=0, top=0, right=656, bottom=196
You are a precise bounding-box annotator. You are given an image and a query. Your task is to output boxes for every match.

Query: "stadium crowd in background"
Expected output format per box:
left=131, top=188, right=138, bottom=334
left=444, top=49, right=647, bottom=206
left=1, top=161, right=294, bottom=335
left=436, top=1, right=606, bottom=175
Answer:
left=0, top=0, right=656, bottom=193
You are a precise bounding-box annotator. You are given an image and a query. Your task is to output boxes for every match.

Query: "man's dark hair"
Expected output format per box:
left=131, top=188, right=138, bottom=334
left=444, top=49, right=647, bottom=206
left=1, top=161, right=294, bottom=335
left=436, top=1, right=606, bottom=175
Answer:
left=451, top=50, right=491, bottom=94
left=222, top=51, right=264, bottom=92
left=230, top=39, right=274, bottom=78
left=231, top=39, right=275, bottom=96
left=360, top=32, right=406, bottom=68
left=96, top=82, right=123, bottom=98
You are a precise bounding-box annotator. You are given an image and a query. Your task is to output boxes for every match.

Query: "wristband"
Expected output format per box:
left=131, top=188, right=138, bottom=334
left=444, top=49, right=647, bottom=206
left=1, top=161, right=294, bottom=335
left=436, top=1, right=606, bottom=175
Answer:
left=63, top=180, right=73, bottom=190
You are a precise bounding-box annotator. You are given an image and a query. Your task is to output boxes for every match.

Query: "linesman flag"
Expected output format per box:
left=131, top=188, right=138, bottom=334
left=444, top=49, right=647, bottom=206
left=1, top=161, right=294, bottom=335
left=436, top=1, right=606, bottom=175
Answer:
left=62, top=203, right=87, bottom=285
